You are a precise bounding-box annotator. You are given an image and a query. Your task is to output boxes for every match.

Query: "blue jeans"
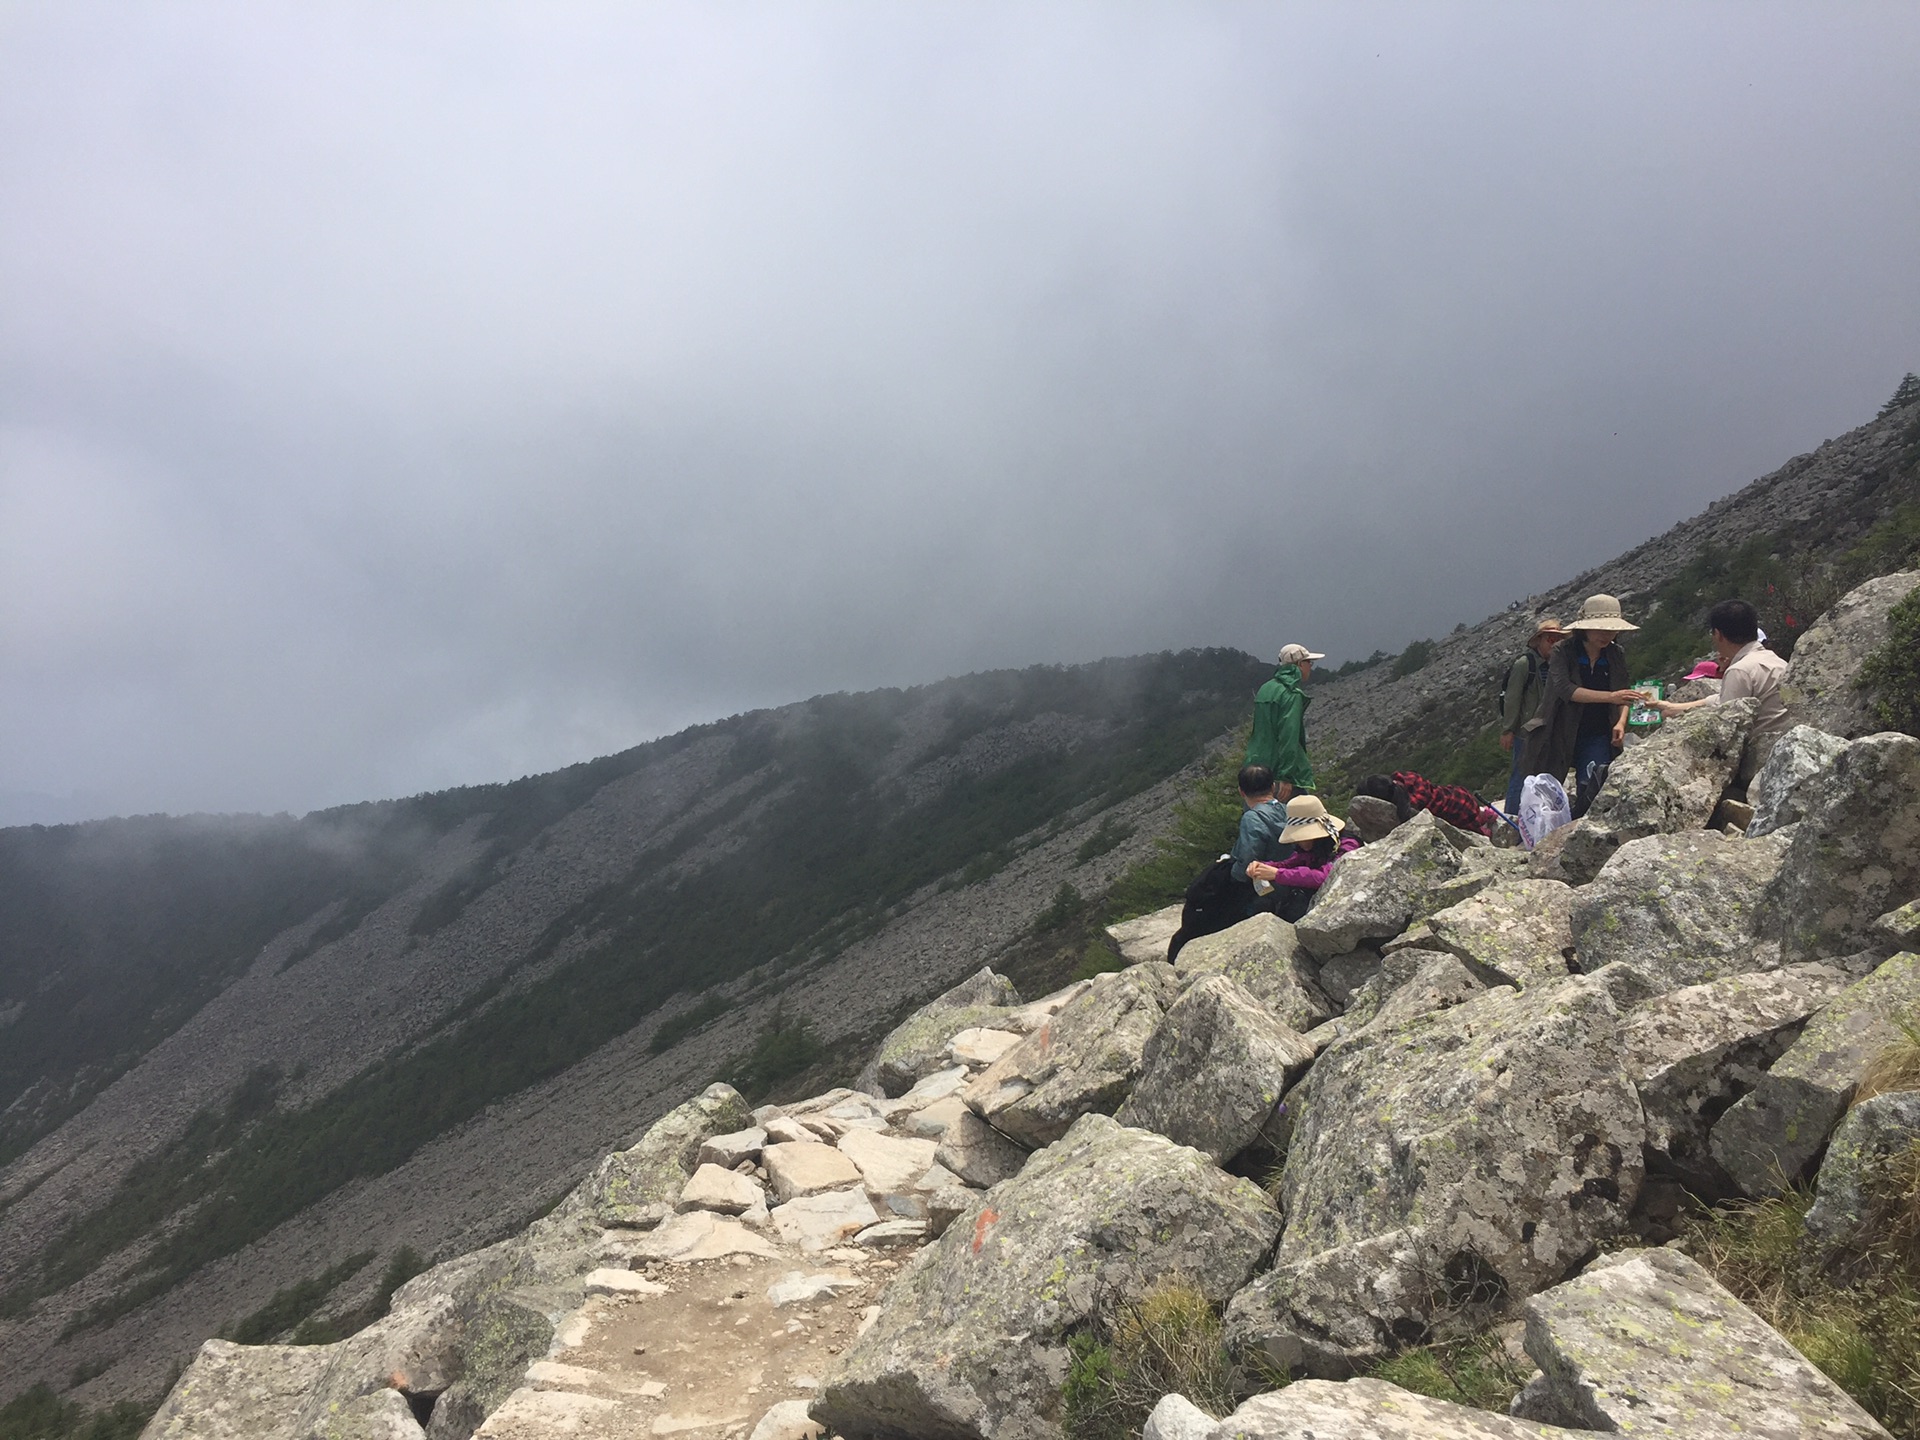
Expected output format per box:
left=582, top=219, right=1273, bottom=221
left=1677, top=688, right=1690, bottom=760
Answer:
left=1572, top=731, right=1615, bottom=818
left=1503, top=735, right=1530, bottom=813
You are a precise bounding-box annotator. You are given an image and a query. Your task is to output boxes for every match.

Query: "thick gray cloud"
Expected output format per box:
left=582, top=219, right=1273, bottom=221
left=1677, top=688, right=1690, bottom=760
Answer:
left=2, top=2, right=1917, bottom=821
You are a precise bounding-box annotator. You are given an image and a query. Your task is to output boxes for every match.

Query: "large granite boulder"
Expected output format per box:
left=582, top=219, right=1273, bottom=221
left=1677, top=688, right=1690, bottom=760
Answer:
left=960, top=963, right=1180, bottom=1148
left=1106, top=903, right=1184, bottom=966
left=1226, top=975, right=1645, bottom=1375
left=1569, top=830, right=1790, bottom=991
left=1115, top=975, right=1317, bottom=1163
left=1423, top=879, right=1575, bottom=991
left=1764, top=731, right=1920, bottom=959
left=1748, top=724, right=1849, bottom=836
left=1170, top=914, right=1334, bottom=1032
left=812, top=1114, right=1281, bottom=1440
left=1557, top=699, right=1756, bottom=882
left=1345, top=794, right=1403, bottom=843
left=856, top=968, right=1022, bottom=1097
left=1341, top=951, right=1497, bottom=1036
left=1803, top=1090, right=1920, bottom=1261
left=554, top=1083, right=755, bottom=1228
left=1208, top=1380, right=1578, bottom=1438
left=1784, top=568, right=1920, bottom=739
left=1514, top=1247, right=1891, bottom=1438
left=144, top=1340, right=339, bottom=1440
left=1616, top=964, right=1850, bottom=1193
left=1712, top=951, right=1920, bottom=1195
left=1295, top=812, right=1477, bottom=960
left=1879, top=899, right=1920, bottom=950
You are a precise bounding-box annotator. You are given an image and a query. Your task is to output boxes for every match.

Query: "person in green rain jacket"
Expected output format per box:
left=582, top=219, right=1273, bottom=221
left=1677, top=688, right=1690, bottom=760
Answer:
left=1245, top=644, right=1321, bottom=799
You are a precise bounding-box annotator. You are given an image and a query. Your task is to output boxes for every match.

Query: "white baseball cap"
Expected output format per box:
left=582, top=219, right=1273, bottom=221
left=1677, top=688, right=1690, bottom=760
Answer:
left=1278, top=644, right=1325, bottom=664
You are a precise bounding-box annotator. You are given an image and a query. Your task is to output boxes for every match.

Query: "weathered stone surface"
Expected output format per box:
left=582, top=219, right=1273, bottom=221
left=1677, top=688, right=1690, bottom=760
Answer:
left=145, top=1339, right=337, bottom=1440
left=766, top=1270, right=861, bottom=1307
left=1424, top=879, right=1575, bottom=990
left=1345, top=794, right=1403, bottom=844
left=1618, top=964, right=1850, bottom=1193
left=1557, top=699, right=1756, bottom=882
left=1141, top=1393, right=1218, bottom=1440
left=837, top=1129, right=939, bottom=1200
left=1214, top=1379, right=1576, bottom=1438
left=933, top=1108, right=1029, bottom=1188
left=580, top=1267, right=668, bottom=1298
left=960, top=963, right=1181, bottom=1148
left=1002, top=980, right=1093, bottom=1035
left=1524, top=818, right=1584, bottom=882
left=855, top=967, right=1022, bottom=1097
left=854, top=1218, right=926, bottom=1247
left=1784, top=568, right=1920, bottom=739
left=747, top=1398, right=824, bottom=1440
left=1340, top=951, right=1490, bottom=1034
left=814, top=1114, right=1280, bottom=1440
left=1227, top=975, right=1644, bottom=1376
left=1712, top=951, right=1920, bottom=1195
left=307, top=1387, right=423, bottom=1440
left=1514, top=1247, right=1890, bottom=1438
left=1748, top=723, right=1850, bottom=835
left=1171, top=914, right=1334, bottom=1032
left=919, top=1169, right=979, bottom=1240
left=904, top=1094, right=969, bottom=1138
left=1106, top=903, right=1184, bottom=965
left=1424, top=846, right=1531, bottom=912
left=1569, top=830, right=1790, bottom=991
left=1296, top=811, right=1475, bottom=959
left=1766, top=731, right=1920, bottom=958
left=556, top=1083, right=754, bottom=1228
left=948, top=1027, right=1021, bottom=1066
left=770, top=1188, right=882, bottom=1252
left=1879, top=899, right=1920, bottom=949
left=635, top=1210, right=782, bottom=1262
left=1115, top=975, right=1317, bottom=1163
left=677, top=1162, right=763, bottom=1215
left=1804, top=1091, right=1920, bottom=1259
left=695, top=1126, right=767, bottom=1170
left=1314, top=949, right=1381, bottom=1009
left=763, top=1141, right=864, bottom=1203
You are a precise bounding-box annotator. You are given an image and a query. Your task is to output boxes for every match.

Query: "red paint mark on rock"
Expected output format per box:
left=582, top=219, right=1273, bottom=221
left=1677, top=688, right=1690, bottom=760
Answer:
left=972, top=1208, right=1000, bottom=1253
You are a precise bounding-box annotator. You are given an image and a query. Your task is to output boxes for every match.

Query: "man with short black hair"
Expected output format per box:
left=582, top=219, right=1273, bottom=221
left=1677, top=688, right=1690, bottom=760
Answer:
left=1230, top=764, right=1291, bottom=914
left=1652, top=598, right=1789, bottom=783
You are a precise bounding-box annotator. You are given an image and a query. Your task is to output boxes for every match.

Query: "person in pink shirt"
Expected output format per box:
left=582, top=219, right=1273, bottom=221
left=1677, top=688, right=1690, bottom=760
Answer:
left=1245, top=795, right=1361, bottom=922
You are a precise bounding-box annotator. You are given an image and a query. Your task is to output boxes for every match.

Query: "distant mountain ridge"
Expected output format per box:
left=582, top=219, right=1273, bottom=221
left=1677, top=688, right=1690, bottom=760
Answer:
left=3, top=392, right=1918, bottom=1415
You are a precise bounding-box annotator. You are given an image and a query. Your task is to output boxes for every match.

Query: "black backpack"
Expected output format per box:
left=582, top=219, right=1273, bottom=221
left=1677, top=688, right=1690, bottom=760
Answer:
left=1166, top=855, right=1248, bottom=963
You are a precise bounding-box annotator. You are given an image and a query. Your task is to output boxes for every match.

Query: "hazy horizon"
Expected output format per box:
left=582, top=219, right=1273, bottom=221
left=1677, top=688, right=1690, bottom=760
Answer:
left=5, top=3, right=1918, bottom=824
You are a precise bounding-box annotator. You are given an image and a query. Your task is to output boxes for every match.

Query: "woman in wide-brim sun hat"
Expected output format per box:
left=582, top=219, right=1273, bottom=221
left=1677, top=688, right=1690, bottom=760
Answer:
left=1246, top=795, right=1361, bottom=921
left=1526, top=593, right=1655, bottom=818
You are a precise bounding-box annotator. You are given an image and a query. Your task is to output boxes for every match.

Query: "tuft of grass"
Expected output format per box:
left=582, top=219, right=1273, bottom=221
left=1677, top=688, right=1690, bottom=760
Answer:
left=1369, top=1331, right=1532, bottom=1413
left=1062, top=1278, right=1237, bottom=1440
left=1683, top=1190, right=1920, bottom=1436
left=1858, top=1011, right=1920, bottom=1106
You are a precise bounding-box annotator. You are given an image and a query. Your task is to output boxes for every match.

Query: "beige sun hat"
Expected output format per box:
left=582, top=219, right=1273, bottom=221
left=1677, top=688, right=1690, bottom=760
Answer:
left=1528, top=616, right=1568, bottom=643
left=1278, top=643, right=1326, bottom=664
left=1279, top=794, right=1345, bottom=844
left=1569, top=594, right=1639, bottom=633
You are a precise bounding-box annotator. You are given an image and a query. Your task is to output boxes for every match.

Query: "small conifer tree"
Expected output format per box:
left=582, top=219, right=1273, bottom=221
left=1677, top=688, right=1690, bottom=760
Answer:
left=1880, top=372, right=1920, bottom=418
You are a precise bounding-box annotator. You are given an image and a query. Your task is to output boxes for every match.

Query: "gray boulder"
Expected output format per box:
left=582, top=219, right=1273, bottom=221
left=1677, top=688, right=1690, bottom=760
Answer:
left=1171, top=914, right=1334, bottom=1032
left=555, top=1082, right=756, bottom=1228
left=1106, top=903, right=1184, bottom=966
left=144, top=1340, right=338, bottom=1440
left=1616, top=964, right=1850, bottom=1193
left=1226, top=975, right=1644, bottom=1375
left=933, top=1109, right=1029, bottom=1189
left=307, top=1390, right=422, bottom=1440
left=812, top=1114, right=1281, bottom=1440
left=1213, top=1380, right=1578, bottom=1438
left=1344, top=952, right=1497, bottom=1036
left=856, top=968, right=1022, bottom=1097
left=1345, top=794, right=1403, bottom=843
left=1425, top=846, right=1531, bottom=913
left=1879, top=899, right=1920, bottom=949
left=1141, top=1393, right=1218, bottom=1440
left=960, top=963, right=1180, bottom=1148
left=1748, top=723, right=1849, bottom=835
left=1295, top=812, right=1476, bottom=960
left=1558, top=699, right=1756, bottom=882
left=1423, top=879, right=1575, bottom=991
left=1765, top=731, right=1920, bottom=959
left=1784, top=568, right=1920, bottom=739
left=1569, top=830, right=1789, bottom=991
left=1514, top=1247, right=1890, bottom=1438
left=1803, top=1090, right=1920, bottom=1260
left=1712, top=951, right=1920, bottom=1195
left=1116, top=975, right=1318, bottom=1163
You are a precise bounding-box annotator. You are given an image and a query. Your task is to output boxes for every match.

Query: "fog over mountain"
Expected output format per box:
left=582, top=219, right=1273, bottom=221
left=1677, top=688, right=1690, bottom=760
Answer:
left=3, top=3, right=1918, bottom=822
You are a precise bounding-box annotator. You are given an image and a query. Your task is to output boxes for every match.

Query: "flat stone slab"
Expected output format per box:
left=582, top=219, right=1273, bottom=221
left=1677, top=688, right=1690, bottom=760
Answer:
left=853, top=1218, right=926, bottom=1247
left=1214, top=1378, right=1578, bottom=1437
left=836, top=1129, right=938, bottom=1198
left=1423, top=879, right=1575, bottom=990
left=1106, top=903, right=1183, bottom=966
left=581, top=1267, right=670, bottom=1297
left=678, top=1162, right=764, bottom=1215
left=766, top=1269, right=862, bottom=1307
left=696, top=1125, right=767, bottom=1169
left=763, top=1140, right=864, bottom=1202
left=770, top=1187, right=881, bottom=1252
left=903, top=1094, right=969, bottom=1138
left=633, top=1210, right=782, bottom=1262
left=1515, top=1247, right=1891, bottom=1438
left=948, top=1026, right=1021, bottom=1066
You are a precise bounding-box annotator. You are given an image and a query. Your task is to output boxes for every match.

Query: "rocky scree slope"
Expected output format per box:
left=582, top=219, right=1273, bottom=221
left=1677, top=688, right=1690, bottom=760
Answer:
left=143, top=564, right=1920, bottom=1439
left=0, top=651, right=1266, bottom=1406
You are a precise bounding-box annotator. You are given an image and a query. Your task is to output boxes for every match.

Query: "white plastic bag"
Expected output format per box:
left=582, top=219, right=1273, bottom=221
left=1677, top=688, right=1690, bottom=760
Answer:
left=1515, top=774, right=1573, bottom=850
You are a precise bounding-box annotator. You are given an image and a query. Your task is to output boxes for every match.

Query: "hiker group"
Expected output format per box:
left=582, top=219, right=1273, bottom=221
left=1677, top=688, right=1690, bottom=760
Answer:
left=1168, top=592, right=1789, bottom=960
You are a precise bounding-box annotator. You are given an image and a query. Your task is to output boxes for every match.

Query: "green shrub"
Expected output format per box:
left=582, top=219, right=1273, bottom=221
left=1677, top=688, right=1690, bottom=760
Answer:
left=648, top=993, right=734, bottom=1055
left=1062, top=1278, right=1237, bottom=1440
left=1392, top=639, right=1438, bottom=679
left=1858, top=585, right=1920, bottom=737
left=724, top=1007, right=826, bottom=1102
left=1073, top=817, right=1135, bottom=866
left=1368, top=1332, right=1532, bottom=1413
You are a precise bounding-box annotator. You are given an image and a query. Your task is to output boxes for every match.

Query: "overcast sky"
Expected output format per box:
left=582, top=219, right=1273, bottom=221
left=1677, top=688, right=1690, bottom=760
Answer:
left=3, top=3, right=1918, bottom=823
